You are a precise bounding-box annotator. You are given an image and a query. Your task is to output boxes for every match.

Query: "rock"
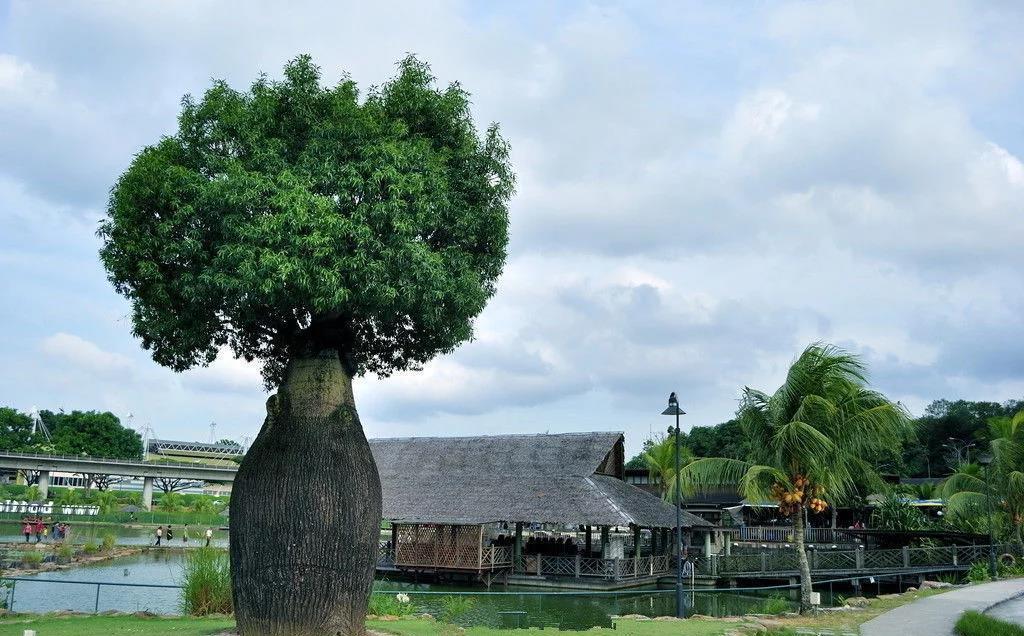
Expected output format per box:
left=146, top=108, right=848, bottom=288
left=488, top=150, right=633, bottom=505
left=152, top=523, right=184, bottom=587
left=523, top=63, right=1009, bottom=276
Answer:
left=653, top=615, right=684, bottom=621
left=688, top=614, right=714, bottom=620
left=132, top=610, right=158, bottom=618
left=921, top=580, right=953, bottom=589
left=619, top=614, right=651, bottom=621
left=845, top=596, right=871, bottom=607
left=878, top=593, right=902, bottom=600
left=906, top=587, right=918, bottom=592
left=739, top=623, right=767, bottom=632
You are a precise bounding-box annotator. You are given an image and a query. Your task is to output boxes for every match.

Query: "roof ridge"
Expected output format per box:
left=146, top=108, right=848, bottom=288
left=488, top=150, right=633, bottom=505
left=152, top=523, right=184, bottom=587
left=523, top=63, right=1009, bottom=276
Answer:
left=370, top=431, right=623, bottom=442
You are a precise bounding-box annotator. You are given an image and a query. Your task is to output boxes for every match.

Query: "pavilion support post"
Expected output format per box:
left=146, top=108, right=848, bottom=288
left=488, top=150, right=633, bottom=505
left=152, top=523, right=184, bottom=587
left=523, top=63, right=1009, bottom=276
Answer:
left=600, top=526, right=610, bottom=558
left=633, top=525, right=641, bottom=558
left=662, top=528, right=669, bottom=555
left=390, top=523, right=398, bottom=563
left=704, top=530, right=712, bottom=557
left=514, top=522, right=523, bottom=571
left=651, top=527, right=658, bottom=556
left=585, top=526, right=592, bottom=556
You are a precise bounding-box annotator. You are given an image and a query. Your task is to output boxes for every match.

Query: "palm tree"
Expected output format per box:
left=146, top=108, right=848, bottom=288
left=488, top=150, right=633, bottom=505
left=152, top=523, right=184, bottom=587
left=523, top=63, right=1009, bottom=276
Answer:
left=679, top=343, right=911, bottom=612
left=943, top=410, right=1024, bottom=547
left=643, top=436, right=694, bottom=502
left=94, top=490, right=119, bottom=515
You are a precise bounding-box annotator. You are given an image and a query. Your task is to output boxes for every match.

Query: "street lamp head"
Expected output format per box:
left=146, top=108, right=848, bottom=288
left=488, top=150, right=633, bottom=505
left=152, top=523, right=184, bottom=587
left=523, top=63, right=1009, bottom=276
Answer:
left=661, top=392, right=686, bottom=416
left=978, top=453, right=993, bottom=467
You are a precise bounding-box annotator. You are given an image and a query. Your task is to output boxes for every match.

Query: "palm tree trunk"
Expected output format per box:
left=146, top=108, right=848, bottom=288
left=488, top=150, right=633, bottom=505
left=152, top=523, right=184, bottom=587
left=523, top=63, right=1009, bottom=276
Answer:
left=793, top=507, right=813, bottom=613
left=230, top=349, right=382, bottom=635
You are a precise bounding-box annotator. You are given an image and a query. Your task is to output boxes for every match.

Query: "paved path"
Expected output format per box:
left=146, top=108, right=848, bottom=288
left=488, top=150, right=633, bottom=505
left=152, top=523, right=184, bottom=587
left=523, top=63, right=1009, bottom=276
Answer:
left=860, top=579, right=1024, bottom=636
left=988, top=594, right=1024, bottom=626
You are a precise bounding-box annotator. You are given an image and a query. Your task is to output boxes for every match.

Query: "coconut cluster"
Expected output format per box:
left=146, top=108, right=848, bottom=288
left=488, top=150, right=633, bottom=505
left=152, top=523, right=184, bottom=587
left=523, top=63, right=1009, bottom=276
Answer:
left=771, top=474, right=828, bottom=517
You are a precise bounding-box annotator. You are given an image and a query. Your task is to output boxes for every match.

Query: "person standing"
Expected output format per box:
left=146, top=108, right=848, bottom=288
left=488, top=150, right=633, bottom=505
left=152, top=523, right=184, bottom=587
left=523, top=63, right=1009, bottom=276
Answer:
left=33, top=520, right=43, bottom=544
left=155, top=525, right=163, bottom=546
left=204, top=527, right=213, bottom=548
left=22, top=520, right=31, bottom=543
left=183, top=524, right=189, bottom=545
left=166, top=525, right=174, bottom=542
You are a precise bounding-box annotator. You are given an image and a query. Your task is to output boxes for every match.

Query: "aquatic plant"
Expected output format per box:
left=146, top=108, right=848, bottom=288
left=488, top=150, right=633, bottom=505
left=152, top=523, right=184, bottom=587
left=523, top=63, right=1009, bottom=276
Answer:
left=181, top=547, right=232, bottom=616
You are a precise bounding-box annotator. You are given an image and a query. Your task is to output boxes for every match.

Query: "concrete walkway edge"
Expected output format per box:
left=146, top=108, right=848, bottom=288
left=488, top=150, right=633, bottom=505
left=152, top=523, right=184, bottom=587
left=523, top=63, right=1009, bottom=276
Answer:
left=860, top=579, right=1024, bottom=636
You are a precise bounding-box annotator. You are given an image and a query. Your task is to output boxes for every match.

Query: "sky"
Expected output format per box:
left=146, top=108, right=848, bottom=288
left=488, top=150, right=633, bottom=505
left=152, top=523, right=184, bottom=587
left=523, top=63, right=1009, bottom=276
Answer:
left=0, top=1, right=1022, bottom=457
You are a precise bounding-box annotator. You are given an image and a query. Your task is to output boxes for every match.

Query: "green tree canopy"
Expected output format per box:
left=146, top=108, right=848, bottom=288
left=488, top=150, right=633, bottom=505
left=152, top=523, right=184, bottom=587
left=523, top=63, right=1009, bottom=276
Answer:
left=0, top=407, right=36, bottom=451
left=99, top=54, right=514, bottom=386
left=40, top=410, right=142, bottom=459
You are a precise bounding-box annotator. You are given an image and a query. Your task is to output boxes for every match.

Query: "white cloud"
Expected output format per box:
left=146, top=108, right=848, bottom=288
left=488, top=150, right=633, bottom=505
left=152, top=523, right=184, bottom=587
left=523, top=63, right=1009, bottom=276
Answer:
left=1, top=1, right=1023, bottom=454
left=39, top=332, right=132, bottom=374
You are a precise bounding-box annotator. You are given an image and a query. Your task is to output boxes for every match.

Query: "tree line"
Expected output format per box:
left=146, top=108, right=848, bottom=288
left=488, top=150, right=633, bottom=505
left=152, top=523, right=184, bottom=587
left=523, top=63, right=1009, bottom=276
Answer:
left=628, top=397, right=1024, bottom=479
left=0, top=407, right=143, bottom=459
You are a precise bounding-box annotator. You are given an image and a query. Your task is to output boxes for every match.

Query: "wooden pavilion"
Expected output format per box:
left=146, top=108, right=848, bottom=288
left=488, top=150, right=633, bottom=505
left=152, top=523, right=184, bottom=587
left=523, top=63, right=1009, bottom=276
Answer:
left=369, top=432, right=711, bottom=586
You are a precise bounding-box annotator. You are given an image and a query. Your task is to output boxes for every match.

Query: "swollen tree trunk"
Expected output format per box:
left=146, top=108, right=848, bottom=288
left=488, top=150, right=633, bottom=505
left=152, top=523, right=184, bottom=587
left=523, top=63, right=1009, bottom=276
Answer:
left=793, top=508, right=813, bottom=613
left=230, top=349, right=382, bottom=636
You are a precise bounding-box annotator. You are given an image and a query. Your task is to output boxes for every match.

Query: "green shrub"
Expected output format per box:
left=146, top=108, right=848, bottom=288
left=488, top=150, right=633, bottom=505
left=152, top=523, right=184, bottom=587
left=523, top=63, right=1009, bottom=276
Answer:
left=759, top=593, right=792, bottom=615
left=82, top=540, right=100, bottom=554
left=955, top=610, right=1024, bottom=636
left=180, top=547, right=232, bottom=616
left=55, top=542, right=74, bottom=562
left=19, top=551, right=43, bottom=567
left=968, top=561, right=992, bottom=583
left=101, top=533, right=117, bottom=552
left=368, top=593, right=417, bottom=617
left=437, top=595, right=475, bottom=623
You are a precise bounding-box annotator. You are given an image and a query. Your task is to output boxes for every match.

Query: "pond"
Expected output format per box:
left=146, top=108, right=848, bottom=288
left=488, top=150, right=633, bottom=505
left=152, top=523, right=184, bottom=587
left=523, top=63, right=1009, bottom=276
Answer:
left=3, top=551, right=834, bottom=627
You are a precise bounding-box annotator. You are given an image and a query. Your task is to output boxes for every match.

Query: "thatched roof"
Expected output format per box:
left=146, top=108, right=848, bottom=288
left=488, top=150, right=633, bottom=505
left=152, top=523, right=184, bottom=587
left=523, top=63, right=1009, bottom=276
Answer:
left=369, top=432, right=710, bottom=529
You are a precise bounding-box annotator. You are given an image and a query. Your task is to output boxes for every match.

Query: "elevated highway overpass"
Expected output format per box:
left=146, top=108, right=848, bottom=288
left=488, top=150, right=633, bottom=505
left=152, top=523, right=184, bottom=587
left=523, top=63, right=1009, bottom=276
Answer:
left=0, top=451, right=237, bottom=510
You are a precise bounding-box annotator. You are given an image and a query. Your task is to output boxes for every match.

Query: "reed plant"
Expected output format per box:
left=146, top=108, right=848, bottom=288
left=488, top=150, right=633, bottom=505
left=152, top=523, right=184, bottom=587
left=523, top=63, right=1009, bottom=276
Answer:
left=181, top=547, right=233, bottom=616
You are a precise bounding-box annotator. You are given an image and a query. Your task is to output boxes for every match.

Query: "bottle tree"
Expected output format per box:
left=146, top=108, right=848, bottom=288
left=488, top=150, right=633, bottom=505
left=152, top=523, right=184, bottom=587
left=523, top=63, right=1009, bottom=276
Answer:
left=99, top=55, right=513, bottom=635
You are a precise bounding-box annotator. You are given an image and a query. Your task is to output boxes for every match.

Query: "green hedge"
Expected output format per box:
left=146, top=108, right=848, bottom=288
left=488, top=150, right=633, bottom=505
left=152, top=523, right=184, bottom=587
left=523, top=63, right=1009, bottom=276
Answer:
left=0, top=510, right=225, bottom=526
left=956, top=611, right=1024, bottom=636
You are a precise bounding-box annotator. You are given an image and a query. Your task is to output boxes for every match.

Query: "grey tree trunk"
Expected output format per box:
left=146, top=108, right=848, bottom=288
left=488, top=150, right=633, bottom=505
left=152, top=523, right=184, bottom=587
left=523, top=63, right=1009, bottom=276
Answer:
left=793, top=508, right=813, bottom=613
left=230, top=350, right=382, bottom=635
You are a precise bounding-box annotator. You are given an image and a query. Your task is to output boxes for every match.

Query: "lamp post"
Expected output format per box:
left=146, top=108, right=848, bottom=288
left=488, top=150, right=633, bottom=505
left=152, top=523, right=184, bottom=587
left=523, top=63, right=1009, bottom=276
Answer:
left=662, top=392, right=686, bottom=618
left=978, top=452, right=998, bottom=579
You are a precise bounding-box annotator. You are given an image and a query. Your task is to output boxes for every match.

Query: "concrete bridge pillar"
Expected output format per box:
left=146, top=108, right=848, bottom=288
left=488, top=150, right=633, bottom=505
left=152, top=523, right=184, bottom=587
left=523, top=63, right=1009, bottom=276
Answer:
left=142, top=476, right=154, bottom=511
left=704, top=530, right=712, bottom=556
left=37, top=470, right=50, bottom=500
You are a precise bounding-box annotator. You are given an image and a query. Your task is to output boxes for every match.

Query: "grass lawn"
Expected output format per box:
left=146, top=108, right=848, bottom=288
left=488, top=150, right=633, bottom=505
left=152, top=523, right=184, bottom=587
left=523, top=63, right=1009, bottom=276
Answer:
left=0, top=615, right=744, bottom=636
left=0, top=588, right=960, bottom=636
left=366, top=618, right=744, bottom=635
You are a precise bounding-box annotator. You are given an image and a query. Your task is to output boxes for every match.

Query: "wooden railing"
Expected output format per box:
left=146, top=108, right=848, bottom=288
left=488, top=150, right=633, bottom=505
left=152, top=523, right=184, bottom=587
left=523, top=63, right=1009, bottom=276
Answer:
left=513, top=554, right=674, bottom=581
left=737, top=526, right=859, bottom=544
left=378, top=541, right=512, bottom=571
left=708, top=543, right=1020, bottom=577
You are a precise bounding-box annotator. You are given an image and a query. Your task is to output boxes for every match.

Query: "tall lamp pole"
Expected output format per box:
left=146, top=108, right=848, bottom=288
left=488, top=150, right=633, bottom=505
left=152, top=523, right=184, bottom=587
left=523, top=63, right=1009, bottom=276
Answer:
left=662, top=392, right=686, bottom=618
left=979, top=453, right=998, bottom=579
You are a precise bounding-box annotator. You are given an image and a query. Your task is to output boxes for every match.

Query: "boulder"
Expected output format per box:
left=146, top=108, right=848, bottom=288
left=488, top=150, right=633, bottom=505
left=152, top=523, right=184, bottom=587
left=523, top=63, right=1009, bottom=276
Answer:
left=844, top=596, right=871, bottom=607
left=921, top=580, right=953, bottom=589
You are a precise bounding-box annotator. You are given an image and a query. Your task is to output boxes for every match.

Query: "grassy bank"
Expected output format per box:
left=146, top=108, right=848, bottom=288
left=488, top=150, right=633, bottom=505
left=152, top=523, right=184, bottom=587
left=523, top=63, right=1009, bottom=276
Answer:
left=955, top=610, right=1024, bottom=636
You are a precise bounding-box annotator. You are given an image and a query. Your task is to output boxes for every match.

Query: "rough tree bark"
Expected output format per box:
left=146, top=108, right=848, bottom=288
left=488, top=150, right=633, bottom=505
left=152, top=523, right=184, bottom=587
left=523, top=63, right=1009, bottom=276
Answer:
left=793, top=508, right=813, bottom=613
left=230, top=349, right=382, bottom=636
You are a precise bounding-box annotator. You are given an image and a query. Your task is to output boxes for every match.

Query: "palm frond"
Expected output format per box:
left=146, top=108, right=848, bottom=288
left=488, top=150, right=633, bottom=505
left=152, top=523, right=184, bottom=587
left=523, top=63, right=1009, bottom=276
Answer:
left=941, top=471, right=987, bottom=498
left=678, top=457, right=753, bottom=497
left=945, top=491, right=990, bottom=519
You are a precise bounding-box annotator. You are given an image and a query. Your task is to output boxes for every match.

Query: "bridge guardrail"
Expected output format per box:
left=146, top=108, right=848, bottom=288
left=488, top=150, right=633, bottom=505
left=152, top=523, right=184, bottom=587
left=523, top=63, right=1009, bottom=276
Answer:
left=0, top=450, right=238, bottom=471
